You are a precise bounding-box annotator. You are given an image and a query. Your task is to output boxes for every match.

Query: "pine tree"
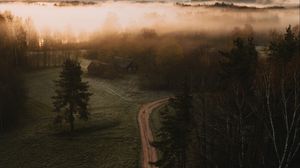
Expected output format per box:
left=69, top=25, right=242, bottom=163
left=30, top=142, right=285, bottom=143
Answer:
left=219, top=37, right=258, bottom=167
left=152, top=79, right=193, bottom=168
left=269, top=25, right=298, bottom=66
left=219, top=37, right=258, bottom=91
left=52, top=59, right=92, bottom=132
left=151, top=106, right=178, bottom=168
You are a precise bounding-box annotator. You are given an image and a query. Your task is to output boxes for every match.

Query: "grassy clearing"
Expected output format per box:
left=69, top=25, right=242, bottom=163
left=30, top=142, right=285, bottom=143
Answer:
left=0, top=68, right=169, bottom=168
left=150, top=107, right=164, bottom=141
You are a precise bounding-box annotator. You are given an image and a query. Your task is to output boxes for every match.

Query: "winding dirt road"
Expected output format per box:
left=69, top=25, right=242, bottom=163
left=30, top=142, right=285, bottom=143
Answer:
left=138, top=98, right=170, bottom=168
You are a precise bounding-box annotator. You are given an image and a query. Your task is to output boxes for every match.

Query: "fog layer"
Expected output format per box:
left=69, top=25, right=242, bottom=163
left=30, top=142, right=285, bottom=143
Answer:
left=0, top=1, right=299, bottom=36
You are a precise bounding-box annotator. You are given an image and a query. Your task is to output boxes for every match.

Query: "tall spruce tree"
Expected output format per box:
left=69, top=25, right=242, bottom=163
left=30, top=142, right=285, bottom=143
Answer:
left=52, top=59, right=92, bottom=132
left=269, top=25, right=298, bottom=66
left=220, top=37, right=258, bottom=91
left=219, top=37, right=258, bottom=167
left=152, top=79, right=193, bottom=168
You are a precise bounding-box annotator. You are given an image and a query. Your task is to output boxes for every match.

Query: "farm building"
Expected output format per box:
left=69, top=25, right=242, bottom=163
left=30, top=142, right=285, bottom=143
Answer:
left=87, top=58, right=138, bottom=79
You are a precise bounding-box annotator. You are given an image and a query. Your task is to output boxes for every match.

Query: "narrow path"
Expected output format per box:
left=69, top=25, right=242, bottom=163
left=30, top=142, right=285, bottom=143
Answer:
left=138, top=98, right=169, bottom=168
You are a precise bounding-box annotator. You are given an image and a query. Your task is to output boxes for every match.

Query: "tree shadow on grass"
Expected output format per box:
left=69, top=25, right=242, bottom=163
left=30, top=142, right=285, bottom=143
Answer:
left=53, top=119, right=120, bottom=137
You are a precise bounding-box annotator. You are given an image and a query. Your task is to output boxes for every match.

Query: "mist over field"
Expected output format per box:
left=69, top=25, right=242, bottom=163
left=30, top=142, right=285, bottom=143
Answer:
left=0, top=1, right=299, bottom=40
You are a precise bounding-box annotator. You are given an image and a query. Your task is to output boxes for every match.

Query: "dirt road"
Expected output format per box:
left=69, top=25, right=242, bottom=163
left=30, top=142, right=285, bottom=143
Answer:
left=138, top=98, right=170, bottom=168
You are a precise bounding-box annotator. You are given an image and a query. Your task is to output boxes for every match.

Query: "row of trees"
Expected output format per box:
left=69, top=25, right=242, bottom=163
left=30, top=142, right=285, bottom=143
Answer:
left=86, top=25, right=259, bottom=89
left=1, top=11, right=84, bottom=70
left=0, top=12, right=88, bottom=132
left=0, top=13, right=27, bottom=131
left=153, top=25, right=300, bottom=168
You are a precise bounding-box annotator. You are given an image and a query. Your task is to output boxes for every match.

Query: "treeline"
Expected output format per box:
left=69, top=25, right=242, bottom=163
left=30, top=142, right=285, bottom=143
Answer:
left=87, top=25, right=265, bottom=89
left=153, top=25, right=300, bottom=168
left=0, top=12, right=27, bottom=131
left=86, top=24, right=300, bottom=167
left=0, top=11, right=83, bottom=70
left=0, top=12, right=79, bottom=131
left=28, top=27, right=86, bottom=69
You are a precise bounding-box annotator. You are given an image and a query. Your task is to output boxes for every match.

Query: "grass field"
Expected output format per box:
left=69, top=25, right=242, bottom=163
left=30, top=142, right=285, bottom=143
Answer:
left=150, top=107, right=164, bottom=141
left=0, top=68, right=169, bottom=168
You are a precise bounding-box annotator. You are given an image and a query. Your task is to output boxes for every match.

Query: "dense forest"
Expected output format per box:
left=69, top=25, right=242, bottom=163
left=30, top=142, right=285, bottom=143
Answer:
left=0, top=8, right=299, bottom=168
left=0, top=12, right=27, bottom=130
left=0, top=12, right=80, bottom=130
left=152, top=26, right=300, bottom=168
left=85, top=24, right=300, bottom=167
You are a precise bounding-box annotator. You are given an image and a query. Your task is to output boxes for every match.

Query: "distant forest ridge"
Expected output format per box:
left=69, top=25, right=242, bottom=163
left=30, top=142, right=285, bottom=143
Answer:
left=0, top=0, right=299, bottom=4
left=175, top=1, right=300, bottom=9
left=0, top=0, right=299, bottom=9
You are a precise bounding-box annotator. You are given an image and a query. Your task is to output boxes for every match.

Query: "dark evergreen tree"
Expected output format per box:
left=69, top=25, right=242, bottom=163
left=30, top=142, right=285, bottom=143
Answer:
left=218, top=37, right=259, bottom=168
left=152, top=79, right=193, bottom=168
left=151, top=106, right=178, bottom=168
left=52, top=59, right=92, bottom=132
left=219, top=37, right=258, bottom=91
left=269, top=25, right=298, bottom=66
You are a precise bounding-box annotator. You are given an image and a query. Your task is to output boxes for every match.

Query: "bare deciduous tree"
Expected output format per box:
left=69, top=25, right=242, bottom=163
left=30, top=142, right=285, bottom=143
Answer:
left=263, top=70, right=300, bottom=168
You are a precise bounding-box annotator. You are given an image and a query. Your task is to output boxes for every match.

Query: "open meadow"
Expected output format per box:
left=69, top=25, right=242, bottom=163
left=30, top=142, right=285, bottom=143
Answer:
left=0, top=68, right=169, bottom=168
